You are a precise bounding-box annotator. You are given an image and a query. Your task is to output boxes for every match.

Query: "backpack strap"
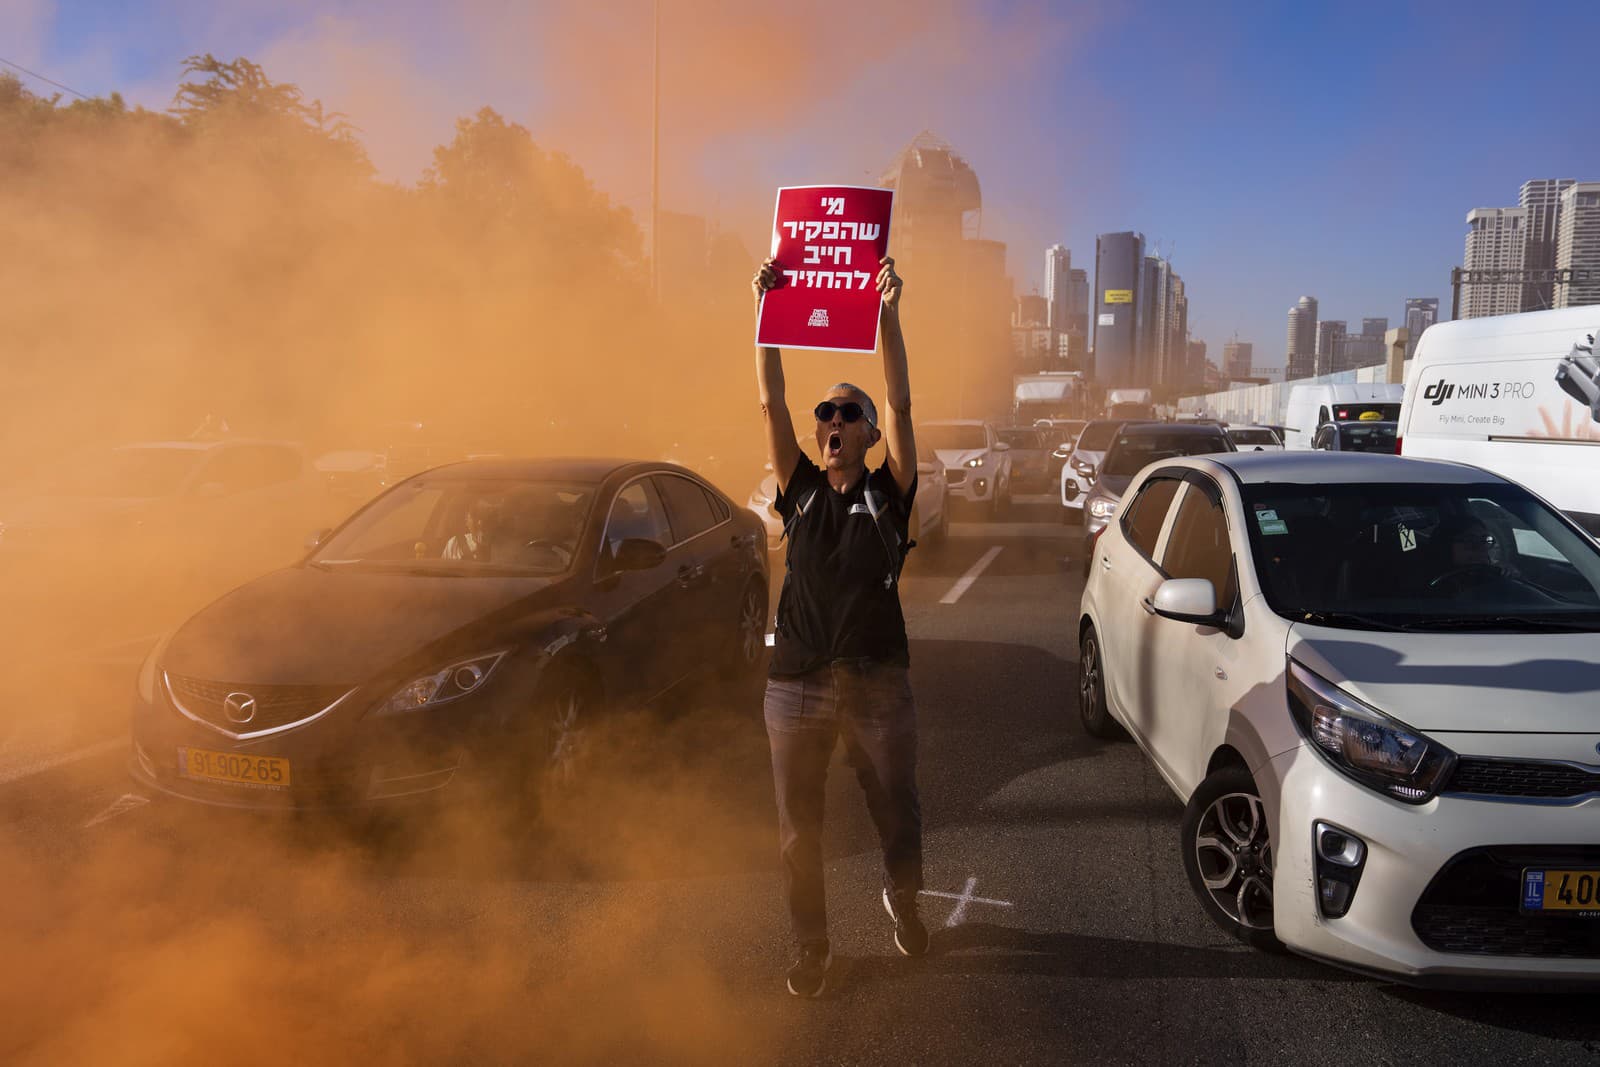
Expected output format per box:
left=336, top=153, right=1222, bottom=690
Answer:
left=780, top=488, right=818, bottom=545
left=862, top=480, right=913, bottom=589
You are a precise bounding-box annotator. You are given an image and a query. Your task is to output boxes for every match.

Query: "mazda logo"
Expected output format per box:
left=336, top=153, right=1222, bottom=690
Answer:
left=223, top=692, right=258, bottom=724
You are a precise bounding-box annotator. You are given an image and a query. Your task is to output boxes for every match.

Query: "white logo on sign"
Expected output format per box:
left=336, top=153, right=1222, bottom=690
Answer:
left=808, top=308, right=829, bottom=327
left=1399, top=526, right=1417, bottom=552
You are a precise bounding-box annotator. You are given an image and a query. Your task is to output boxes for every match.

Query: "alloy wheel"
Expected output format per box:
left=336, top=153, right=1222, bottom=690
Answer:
left=1079, top=634, right=1100, bottom=709
left=738, top=584, right=765, bottom=665
left=545, top=686, right=587, bottom=787
left=1193, top=791, right=1275, bottom=930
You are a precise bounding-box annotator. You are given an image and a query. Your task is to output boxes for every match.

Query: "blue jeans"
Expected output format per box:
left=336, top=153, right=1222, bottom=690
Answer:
left=764, top=659, right=922, bottom=947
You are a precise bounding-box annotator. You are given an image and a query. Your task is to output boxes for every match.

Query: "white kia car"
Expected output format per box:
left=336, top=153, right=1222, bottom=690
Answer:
left=922, top=420, right=1012, bottom=517
left=1078, top=450, right=1600, bottom=985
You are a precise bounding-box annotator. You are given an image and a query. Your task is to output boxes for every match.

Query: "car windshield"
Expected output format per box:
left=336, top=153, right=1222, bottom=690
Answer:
left=1335, top=422, right=1396, bottom=453
left=997, top=429, right=1041, bottom=449
left=1075, top=421, right=1122, bottom=452
left=313, top=477, right=594, bottom=576
left=1229, top=429, right=1278, bottom=446
left=1244, top=481, right=1600, bottom=631
left=32, top=447, right=204, bottom=497
left=924, top=425, right=988, bottom=451
left=1102, top=432, right=1232, bottom=477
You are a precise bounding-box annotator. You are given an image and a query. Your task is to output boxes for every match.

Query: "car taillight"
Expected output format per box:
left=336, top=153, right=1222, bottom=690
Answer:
left=1394, top=435, right=1403, bottom=455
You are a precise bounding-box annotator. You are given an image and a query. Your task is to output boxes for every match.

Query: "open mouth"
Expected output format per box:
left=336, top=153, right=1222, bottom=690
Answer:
left=827, top=431, right=842, bottom=457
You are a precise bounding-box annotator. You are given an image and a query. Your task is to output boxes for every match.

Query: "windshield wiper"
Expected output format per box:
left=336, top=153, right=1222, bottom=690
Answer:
left=1398, top=614, right=1600, bottom=633
left=1294, top=610, right=1406, bottom=632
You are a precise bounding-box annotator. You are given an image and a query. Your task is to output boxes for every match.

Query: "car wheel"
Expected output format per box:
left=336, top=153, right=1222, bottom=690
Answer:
left=521, top=665, right=599, bottom=812
left=1180, top=765, right=1283, bottom=952
left=720, top=578, right=768, bottom=680
left=1077, top=625, right=1120, bottom=738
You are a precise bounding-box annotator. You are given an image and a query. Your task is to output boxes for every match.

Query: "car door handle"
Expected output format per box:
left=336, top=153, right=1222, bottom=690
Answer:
left=1141, top=597, right=1156, bottom=616
left=1100, top=556, right=1112, bottom=572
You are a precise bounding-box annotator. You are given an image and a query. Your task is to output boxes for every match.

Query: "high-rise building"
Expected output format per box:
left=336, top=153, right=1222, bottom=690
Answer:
left=1092, top=231, right=1144, bottom=386
left=1223, top=339, right=1253, bottom=380
left=1169, top=276, right=1189, bottom=389
left=1462, top=207, right=1528, bottom=318
left=1286, top=296, right=1318, bottom=380
left=1404, top=298, right=1439, bottom=358
left=1362, top=317, right=1389, bottom=338
left=1521, top=179, right=1577, bottom=312
left=1014, top=293, right=1049, bottom=326
left=1186, top=339, right=1207, bottom=393
left=1555, top=182, right=1600, bottom=309
left=1067, top=268, right=1089, bottom=337
left=1044, top=244, right=1070, bottom=331
left=1315, top=320, right=1346, bottom=376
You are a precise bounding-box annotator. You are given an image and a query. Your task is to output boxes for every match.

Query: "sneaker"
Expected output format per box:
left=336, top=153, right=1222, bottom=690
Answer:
left=882, top=888, right=929, bottom=957
left=786, top=942, right=832, bottom=998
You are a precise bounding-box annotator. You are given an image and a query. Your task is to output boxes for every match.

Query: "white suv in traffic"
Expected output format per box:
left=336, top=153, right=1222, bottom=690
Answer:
left=922, top=420, right=1012, bottom=517
left=1078, top=450, right=1600, bottom=985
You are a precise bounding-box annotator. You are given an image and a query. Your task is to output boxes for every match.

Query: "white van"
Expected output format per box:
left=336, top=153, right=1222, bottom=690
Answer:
left=1282, top=382, right=1405, bottom=450
left=1397, top=306, right=1600, bottom=534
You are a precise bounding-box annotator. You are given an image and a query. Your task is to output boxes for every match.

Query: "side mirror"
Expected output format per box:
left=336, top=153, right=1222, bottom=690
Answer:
left=305, top=528, right=333, bottom=551
left=1063, top=478, right=1081, bottom=502
left=613, top=538, right=667, bottom=572
left=1148, top=578, right=1222, bottom=625
left=993, top=441, right=1012, bottom=452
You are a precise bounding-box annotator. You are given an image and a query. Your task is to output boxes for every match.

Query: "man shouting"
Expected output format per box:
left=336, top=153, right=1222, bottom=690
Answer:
left=752, top=254, right=928, bottom=998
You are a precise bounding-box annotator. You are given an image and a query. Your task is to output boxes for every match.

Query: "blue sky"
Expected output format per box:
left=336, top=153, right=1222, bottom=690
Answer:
left=8, top=1, right=1600, bottom=372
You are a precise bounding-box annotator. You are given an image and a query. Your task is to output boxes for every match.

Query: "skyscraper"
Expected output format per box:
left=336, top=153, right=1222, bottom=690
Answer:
left=1404, top=298, right=1439, bottom=358
left=1186, top=339, right=1207, bottom=392
left=1520, top=179, right=1577, bottom=312
left=1092, top=232, right=1144, bottom=385
left=1044, top=244, right=1070, bottom=331
left=1362, top=317, right=1389, bottom=338
left=1462, top=207, right=1528, bottom=318
left=1554, top=183, right=1600, bottom=309
left=1315, top=320, right=1346, bottom=376
left=1067, top=268, right=1089, bottom=337
left=1223, top=339, right=1253, bottom=380
left=1286, top=296, right=1318, bottom=380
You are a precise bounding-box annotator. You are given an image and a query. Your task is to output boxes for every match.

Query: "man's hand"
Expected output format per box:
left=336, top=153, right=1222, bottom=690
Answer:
left=876, top=256, right=903, bottom=311
left=754, top=258, right=780, bottom=318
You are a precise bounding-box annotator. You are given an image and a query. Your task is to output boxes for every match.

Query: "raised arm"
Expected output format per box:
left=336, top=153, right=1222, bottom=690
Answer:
left=754, top=259, right=802, bottom=493
left=876, top=257, right=916, bottom=496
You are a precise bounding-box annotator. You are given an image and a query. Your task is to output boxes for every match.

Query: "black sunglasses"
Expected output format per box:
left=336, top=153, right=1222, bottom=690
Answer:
left=814, top=400, right=871, bottom=424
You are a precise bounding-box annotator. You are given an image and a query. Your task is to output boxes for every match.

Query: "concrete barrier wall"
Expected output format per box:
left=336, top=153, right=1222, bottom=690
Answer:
left=1177, top=362, right=1407, bottom=426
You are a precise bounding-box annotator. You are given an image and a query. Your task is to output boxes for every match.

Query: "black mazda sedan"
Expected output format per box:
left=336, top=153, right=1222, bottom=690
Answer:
left=129, top=458, right=769, bottom=810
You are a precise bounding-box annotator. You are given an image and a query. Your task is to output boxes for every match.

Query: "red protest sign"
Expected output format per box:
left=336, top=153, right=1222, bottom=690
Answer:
left=755, top=185, right=894, bottom=354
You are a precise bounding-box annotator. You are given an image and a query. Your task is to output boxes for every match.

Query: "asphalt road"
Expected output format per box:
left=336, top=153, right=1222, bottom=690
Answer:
left=3, top=503, right=1597, bottom=1065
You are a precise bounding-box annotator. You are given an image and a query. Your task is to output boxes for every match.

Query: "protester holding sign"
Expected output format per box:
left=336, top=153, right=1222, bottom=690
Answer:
left=753, top=245, right=927, bottom=999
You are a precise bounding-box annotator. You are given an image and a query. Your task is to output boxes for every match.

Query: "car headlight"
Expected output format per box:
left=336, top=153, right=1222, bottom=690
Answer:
left=1287, top=660, right=1456, bottom=804
left=966, top=457, right=984, bottom=468
left=136, top=633, right=175, bottom=704
left=373, top=651, right=508, bottom=716
left=1088, top=498, right=1118, bottom=519
left=1051, top=446, right=1071, bottom=460
left=750, top=490, right=771, bottom=508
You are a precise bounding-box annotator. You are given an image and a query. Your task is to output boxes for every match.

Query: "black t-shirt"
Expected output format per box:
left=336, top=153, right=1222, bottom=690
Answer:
left=770, top=453, right=917, bottom=677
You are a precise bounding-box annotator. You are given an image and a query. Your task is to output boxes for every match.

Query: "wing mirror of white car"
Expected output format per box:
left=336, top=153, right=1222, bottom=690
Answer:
left=992, top=441, right=1012, bottom=452
left=1147, top=578, right=1222, bottom=625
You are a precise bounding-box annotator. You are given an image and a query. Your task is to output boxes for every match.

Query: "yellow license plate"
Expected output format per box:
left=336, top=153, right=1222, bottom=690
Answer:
left=178, top=747, right=291, bottom=790
left=1521, top=869, right=1600, bottom=913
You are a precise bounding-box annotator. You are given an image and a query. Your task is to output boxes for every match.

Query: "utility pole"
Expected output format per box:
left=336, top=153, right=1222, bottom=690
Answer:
left=649, top=0, right=661, bottom=301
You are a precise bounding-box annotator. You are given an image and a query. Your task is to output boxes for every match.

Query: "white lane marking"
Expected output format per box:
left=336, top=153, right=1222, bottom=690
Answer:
left=939, top=546, right=1003, bottom=605
left=0, top=738, right=124, bottom=786
left=84, top=792, right=149, bottom=828
left=921, top=876, right=1013, bottom=927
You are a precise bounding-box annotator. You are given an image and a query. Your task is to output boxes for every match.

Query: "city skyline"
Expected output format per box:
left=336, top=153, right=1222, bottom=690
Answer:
left=7, top=3, right=1600, bottom=373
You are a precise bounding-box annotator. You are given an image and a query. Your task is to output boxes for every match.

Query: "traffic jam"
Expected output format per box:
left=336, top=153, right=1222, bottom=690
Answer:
left=6, top=17, right=1600, bottom=1061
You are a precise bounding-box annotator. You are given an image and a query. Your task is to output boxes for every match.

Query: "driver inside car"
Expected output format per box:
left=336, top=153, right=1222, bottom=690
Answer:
left=442, top=496, right=502, bottom=561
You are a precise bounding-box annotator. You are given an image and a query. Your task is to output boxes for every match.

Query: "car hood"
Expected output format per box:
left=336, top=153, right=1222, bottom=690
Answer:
left=1091, top=474, right=1133, bottom=499
left=933, top=448, right=989, bottom=469
left=1289, top=623, right=1600, bottom=733
left=164, top=565, right=564, bottom=686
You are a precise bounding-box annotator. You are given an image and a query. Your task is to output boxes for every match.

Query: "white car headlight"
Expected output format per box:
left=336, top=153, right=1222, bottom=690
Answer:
left=749, top=490, right=772, bottom=508
left=966, top=457, right=984, bottom=468
left=1088, top=498, right=1118, bottom=519
left=374, top=651, right=508, bottom=716
left=1287, top=660, right=1456, bottom=804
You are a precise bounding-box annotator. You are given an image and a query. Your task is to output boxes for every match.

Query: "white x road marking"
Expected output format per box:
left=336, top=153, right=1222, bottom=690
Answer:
left=940, top=546, right=1003, bottom=605
left=920, top=876, right=1013, bottom=927
left=84, top=793, right=149, bottom=829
